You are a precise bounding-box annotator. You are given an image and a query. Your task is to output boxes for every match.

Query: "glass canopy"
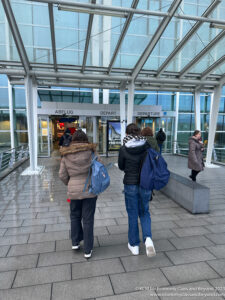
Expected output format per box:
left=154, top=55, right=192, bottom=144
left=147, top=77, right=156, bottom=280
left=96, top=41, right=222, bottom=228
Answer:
left=0, top=0, right=225, bottom=92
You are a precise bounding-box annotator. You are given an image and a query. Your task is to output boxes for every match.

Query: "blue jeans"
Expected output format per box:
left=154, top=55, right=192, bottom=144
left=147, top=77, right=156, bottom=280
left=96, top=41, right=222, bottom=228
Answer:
left=124, top=184, right=152, bottom=246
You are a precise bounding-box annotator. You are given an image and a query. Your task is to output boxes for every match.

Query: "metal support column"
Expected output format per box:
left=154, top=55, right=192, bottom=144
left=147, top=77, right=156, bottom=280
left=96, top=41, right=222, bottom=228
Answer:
left=93, top=116, right=97, bottom=143
left=173, top=92, right=179, bottom=154
left=127, top=81, right=134, bottom=125
left=8, top=80, right=15, bottom=149
left=205, top=85, right=222, bottom=166
left=194, top=90, right=201, bottom=131
left=93, top=89, right=99, bottom=104
left=22, top=77, right=43, bottom=175
left=120, top=88, right=126, bottom=145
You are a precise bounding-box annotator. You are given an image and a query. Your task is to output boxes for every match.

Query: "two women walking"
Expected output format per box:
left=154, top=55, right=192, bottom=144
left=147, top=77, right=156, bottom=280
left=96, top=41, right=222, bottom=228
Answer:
left=59, top=124, right=156, bottom=259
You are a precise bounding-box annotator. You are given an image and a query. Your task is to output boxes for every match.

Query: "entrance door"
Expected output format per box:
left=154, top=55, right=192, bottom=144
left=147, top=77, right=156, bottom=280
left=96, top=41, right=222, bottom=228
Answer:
left=136, top=118, right=157, bottom=135
left=38, top=116, right=50, bottom=157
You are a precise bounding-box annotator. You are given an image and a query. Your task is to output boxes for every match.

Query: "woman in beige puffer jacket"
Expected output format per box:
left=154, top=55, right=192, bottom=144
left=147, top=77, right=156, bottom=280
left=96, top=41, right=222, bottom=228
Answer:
left=59, top=129, right=98, bottom=259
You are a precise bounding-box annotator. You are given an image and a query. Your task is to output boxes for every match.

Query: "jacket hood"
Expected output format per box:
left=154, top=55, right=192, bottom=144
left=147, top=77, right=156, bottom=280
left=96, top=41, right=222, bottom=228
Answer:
left=59, top=142, right=96, bottom=156
left=189, top=137, right=199, bottom=143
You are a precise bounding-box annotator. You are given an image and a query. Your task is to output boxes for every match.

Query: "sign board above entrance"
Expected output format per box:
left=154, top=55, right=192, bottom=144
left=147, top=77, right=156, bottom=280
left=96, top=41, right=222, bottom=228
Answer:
left=38, top=102, right=163, bottom=117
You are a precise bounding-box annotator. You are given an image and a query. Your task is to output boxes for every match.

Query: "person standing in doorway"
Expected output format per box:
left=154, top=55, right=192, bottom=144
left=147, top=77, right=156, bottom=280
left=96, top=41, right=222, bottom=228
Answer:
left=156, top=128, right=166, bottom=154
left=141, top=127, right=160, bottom=152
left=118, top=123, right=156, bottom=258
left=59, top=129, right=98, bottom=259
left=188, top=130, right=204, bottom=182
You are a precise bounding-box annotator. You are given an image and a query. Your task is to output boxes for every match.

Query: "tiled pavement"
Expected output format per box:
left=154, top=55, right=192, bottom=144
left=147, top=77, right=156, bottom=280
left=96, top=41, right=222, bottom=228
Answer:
left=0, top=155, right=224, bottom=300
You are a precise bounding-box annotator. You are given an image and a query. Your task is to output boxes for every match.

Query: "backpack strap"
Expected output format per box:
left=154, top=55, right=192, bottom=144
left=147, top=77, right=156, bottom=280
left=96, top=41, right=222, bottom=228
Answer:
left=83, top=151, right=97, bottom=193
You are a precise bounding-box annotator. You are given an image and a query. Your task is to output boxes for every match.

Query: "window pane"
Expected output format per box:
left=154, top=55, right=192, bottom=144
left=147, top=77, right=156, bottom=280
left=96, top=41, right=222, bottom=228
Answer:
left=14, top=88, right=26, bottom=108
left=178, top=114, right=195, bottom=131
left=0, top=110, right=10, bottom=130
left=15, top=131, right=28, bottom=146
left=0, top=132, right=11, bottom=149
left=15, top=110, right=27, bottom=130
left=179, top=94, right=194, bottom=112
left=0, top=88, right=9, bottom=108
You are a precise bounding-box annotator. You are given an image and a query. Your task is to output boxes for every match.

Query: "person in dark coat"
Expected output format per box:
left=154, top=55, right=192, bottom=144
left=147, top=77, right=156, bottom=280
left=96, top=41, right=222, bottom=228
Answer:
left=118, top=123, right=156, bottom=258
left=59, top=128, right=72, bottom=147
left=141, top=127, right=160, bottom=152
left=156, top=128, right=166, bottom=154
left=188, top=130, right=204, bottom=182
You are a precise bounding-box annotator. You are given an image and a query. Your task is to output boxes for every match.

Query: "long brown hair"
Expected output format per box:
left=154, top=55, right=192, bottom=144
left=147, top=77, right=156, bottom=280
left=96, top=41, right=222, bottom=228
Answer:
left=72, top=129, right=88, bottom=143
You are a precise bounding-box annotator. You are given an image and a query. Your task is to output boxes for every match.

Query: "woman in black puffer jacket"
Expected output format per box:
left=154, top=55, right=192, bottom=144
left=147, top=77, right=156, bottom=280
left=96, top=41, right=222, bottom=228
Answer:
left=118, top=123, right=156, bottom=258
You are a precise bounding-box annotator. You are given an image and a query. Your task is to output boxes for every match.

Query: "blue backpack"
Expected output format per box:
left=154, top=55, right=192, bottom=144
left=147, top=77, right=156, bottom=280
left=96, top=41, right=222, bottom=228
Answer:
left=140, top=148, right=170, bottom=191
left=83, top=153, right=110, bottom=195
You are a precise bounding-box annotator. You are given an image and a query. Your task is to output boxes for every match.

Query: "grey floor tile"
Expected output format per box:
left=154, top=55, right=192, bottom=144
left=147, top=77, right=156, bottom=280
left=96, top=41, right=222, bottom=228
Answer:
left=94, top=218, right=117, bottom=227
left=28, top=230, right=69, bottom=243
left=38, top=249, right=86, bottom=267
left=209, top=278, right=225, bottom=297
left=72, top=258, right=124, bottom=279
left=14, top=264, right=71, bottom=287
left=94, top=226, right=109, bottom=236
left=172, top=226, right=210, bottom=237
left=2, top=213, right=37, bottom=221
left=152, top=229, right=177, bottom=240
left=151, top=215, right=180, bottom=222
left=97, top=233, right=128, bottom=247
left=161, top=262, right=219, bottom=285
left=5, top=225, right=45, bottom=236
left=0, top=228, right=6, bottom=236
left=0, top=234, right=29, bottom=246
left=207, top=259, right=225, bottom=277
left=0, top=246, right=10, bottom=258
left=7, top=241, right=55, bottom=257
left=52, top=276, right=114, bottom=300
left=91, top=244, right=131, bottom=261
left=205, top=224, right=225, bottom=234
left=207, top=216, right=225, bottom=225
left=107, top=224, right=128, bottom=235
left=0, top=271, right=16, bottom=289
left=0, top=220, right=23, bottom=229
left=205, top=233, right=225, bottom=245
left=95, top=211, right=124, bottom=220
left=169, top=235, right=214, bottom=250
left=154, top=239, right=176, bottom=252
left=0, top=254, right=38, bottom=272
left=23, top=217, right=59, bottom=226
left=45, top=223, right=70, bottom=232
left=0, top=283, right=51, bottom=300
left=115, top=217, right=128, bottom=225
left=99, top=206, right=126, bottom=213
left=157, top=280, right=223, bottom=300
left=121, top=252, right=172, bottom=272
left=96, top=290, right=159, bottom=300
left=37, top=211, right=67, bottom=219
left=174, top=219, right=210, bottom=227
left=110, top=269, right=169, bottom=294
left=151, top=221, right=178, bottom=230
left=165, top=247, right=216, bottom=265
left=207, top=245, right=225, bottom=259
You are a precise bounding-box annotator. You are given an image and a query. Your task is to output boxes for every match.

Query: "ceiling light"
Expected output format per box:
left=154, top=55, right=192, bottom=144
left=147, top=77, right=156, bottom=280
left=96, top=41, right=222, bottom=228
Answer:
left=58, top=5, right=128, bottom=18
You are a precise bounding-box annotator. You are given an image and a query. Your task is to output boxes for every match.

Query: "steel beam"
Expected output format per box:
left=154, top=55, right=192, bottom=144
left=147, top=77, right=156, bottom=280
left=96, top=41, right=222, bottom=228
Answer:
left=157, top=0, right=220, bottom=77
left=82, top=0, right=96, bottom=72
left=108, top=0, right=139, bottom=74
left=131, top=0, right=182, bottom=80
left=48, top=3, right=57, bottom=71
left=28, top=0, right=225, bottom=26
left=201, top=55, right=225, bottom=80
left=179, top=30, right=225, bottom=78
left=2, top=0, right=30, bottom=74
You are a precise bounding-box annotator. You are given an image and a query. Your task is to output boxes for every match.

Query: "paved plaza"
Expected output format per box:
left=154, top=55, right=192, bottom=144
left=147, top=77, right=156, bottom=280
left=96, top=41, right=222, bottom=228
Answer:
left=0, top=155, right=225, bottom=300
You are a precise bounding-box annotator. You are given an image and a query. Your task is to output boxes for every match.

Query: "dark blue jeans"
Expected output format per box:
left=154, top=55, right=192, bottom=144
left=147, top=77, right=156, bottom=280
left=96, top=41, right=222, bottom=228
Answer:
left=124, top=184, right=152, bottom=246
left=70, top=197, right=97, bottom=253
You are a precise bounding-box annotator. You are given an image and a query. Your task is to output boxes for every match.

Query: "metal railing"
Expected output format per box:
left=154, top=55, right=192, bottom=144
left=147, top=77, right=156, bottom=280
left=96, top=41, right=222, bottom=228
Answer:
left=0, top=145, right=29, bottom=174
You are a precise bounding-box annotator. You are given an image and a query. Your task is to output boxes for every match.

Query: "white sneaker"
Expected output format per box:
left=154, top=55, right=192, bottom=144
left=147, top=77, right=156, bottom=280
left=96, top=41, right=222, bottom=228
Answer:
left=145, top=237, right=156, bottom=257
left=84, top=250, right=93, bottom=259
left=128, top=243, right=139, bottom=255
left=72, top=245, right=80, bottom=250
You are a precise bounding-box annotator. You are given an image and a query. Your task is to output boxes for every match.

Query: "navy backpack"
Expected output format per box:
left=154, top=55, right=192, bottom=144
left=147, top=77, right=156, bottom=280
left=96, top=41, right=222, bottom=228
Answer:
left=140, top=148, right=170, bottom=191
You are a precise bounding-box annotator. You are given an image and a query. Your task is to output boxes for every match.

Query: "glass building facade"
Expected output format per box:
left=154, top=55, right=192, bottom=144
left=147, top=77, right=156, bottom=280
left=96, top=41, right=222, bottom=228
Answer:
left=1, top=74, right=225, bottom=162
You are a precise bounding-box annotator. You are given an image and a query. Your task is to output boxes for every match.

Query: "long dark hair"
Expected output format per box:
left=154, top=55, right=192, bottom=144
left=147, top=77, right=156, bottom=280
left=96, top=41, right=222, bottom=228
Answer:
left=126, top=123, right=141, bottom=136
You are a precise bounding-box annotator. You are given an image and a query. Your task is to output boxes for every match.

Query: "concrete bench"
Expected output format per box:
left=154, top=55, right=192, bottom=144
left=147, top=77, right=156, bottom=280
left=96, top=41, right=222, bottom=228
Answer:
left=161, top=171, right=210, bottom=214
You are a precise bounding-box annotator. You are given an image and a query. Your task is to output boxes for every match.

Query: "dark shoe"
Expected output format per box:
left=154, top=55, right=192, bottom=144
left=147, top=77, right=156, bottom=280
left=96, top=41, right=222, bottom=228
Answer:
left=84, top=250, right=92, bottom=259
left=189, top=175, right=193, bottom=181
left=72, top=244, right=80, bottom=250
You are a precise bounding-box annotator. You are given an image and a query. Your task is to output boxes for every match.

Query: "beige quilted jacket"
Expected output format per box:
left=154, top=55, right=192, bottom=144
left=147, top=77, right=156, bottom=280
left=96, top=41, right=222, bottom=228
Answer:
left=59, top=142, right=97, bottom=200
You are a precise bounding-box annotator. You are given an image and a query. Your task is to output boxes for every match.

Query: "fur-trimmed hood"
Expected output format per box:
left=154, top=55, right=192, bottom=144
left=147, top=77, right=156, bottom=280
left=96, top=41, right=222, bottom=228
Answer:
left=59, top=142, right=97, bottom=156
